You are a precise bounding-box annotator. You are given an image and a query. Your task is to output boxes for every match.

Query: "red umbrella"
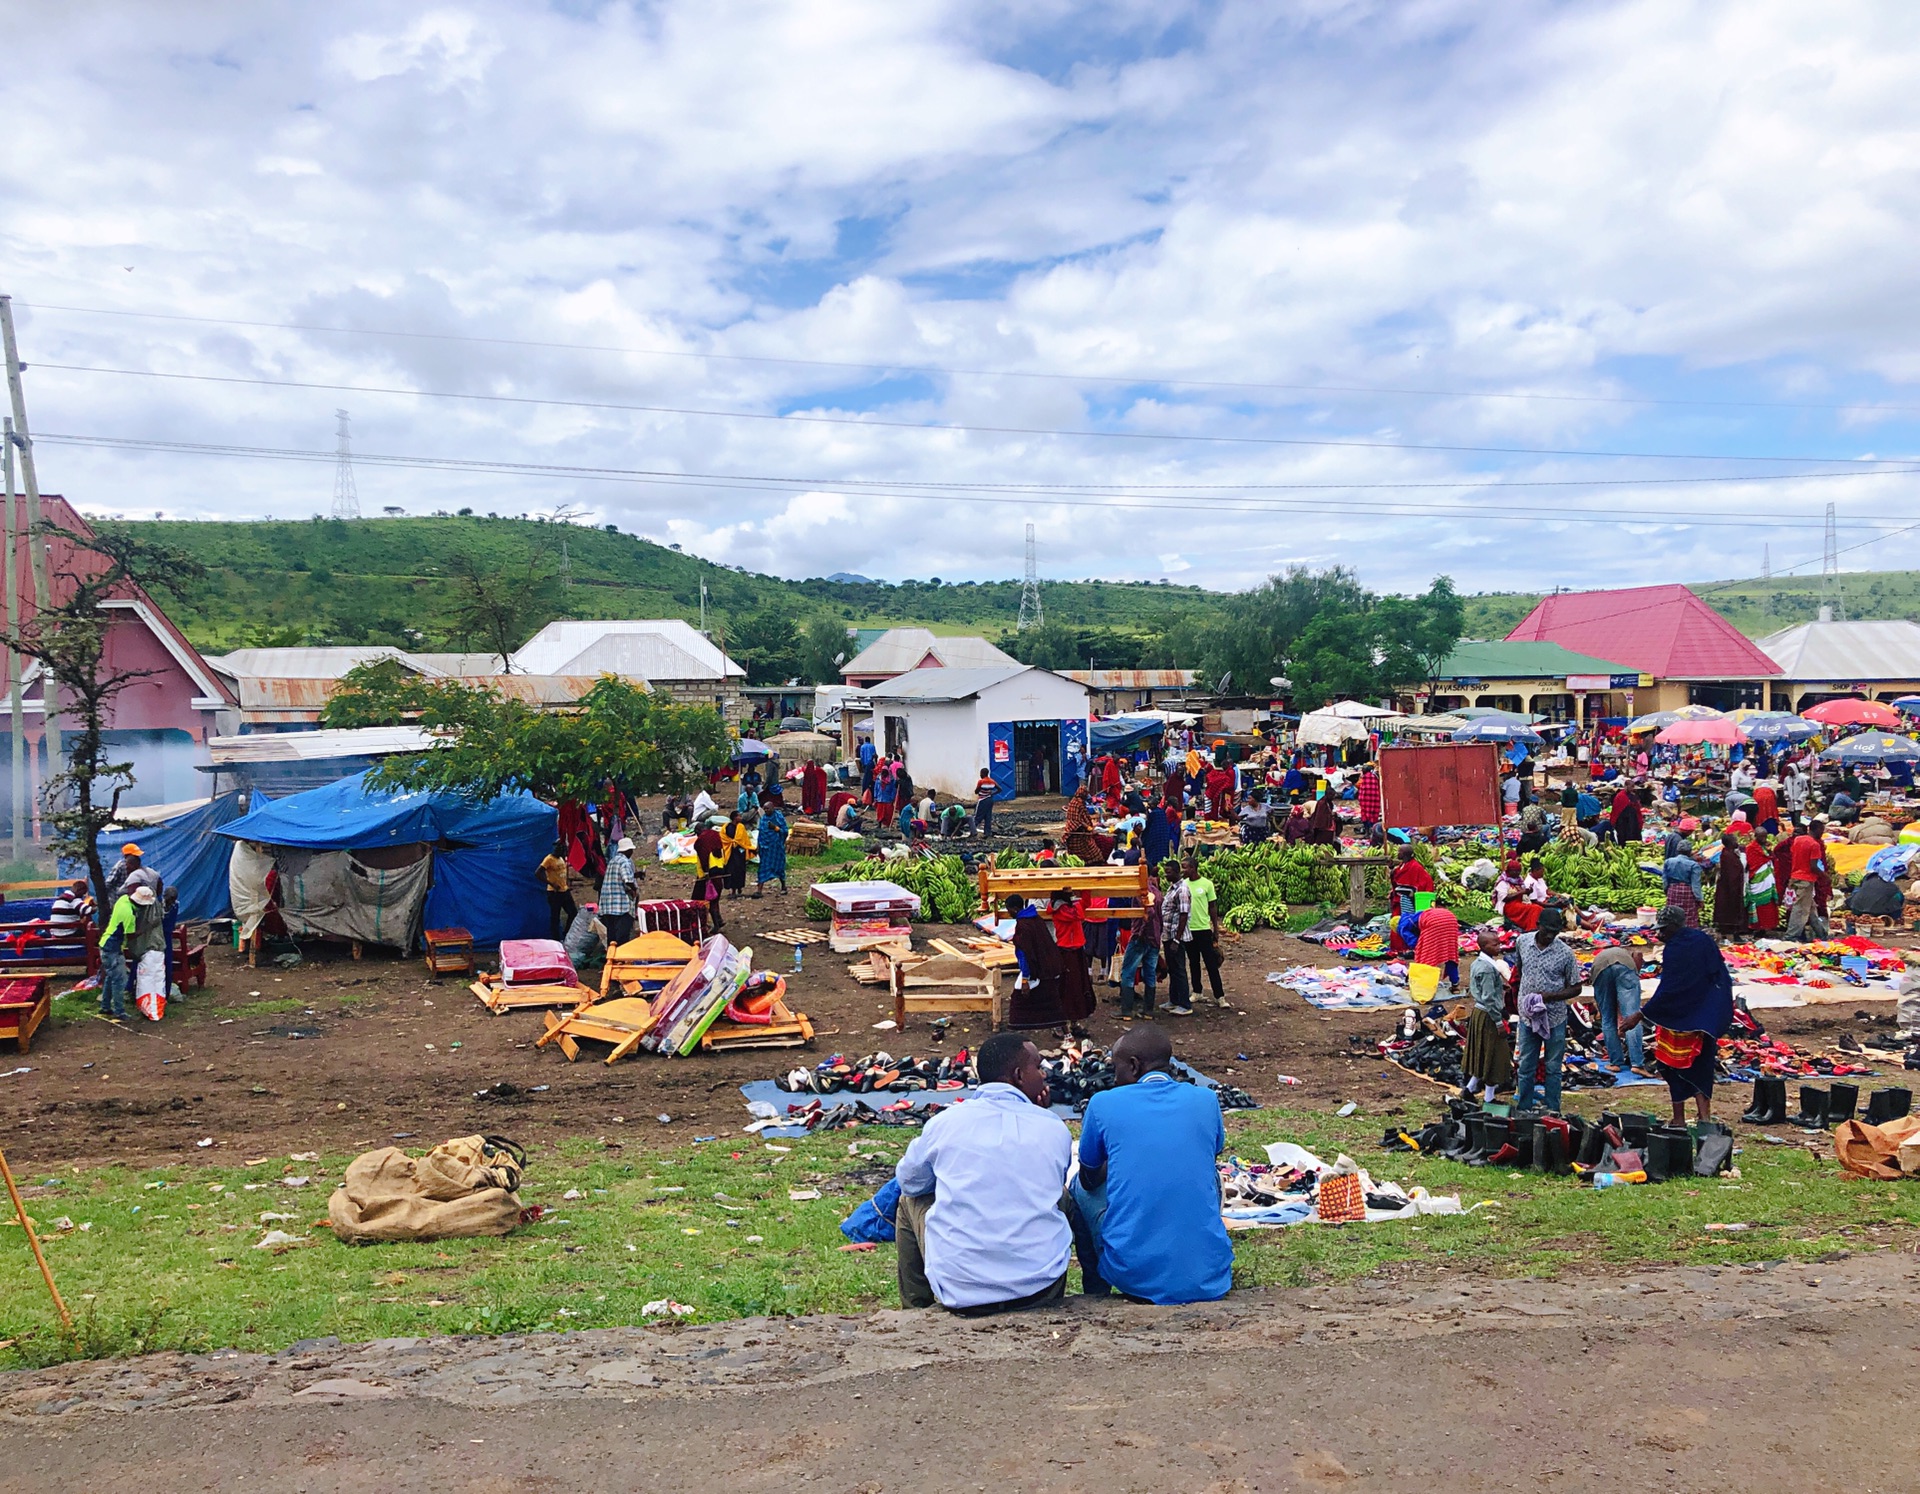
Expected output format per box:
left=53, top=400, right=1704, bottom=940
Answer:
left=1655, top=718, right=1745, bottom=746
left=1802, top=699, right=1902, bottom=729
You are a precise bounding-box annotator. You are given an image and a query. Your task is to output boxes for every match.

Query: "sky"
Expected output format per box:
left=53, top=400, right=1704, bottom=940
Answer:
left=4, top=0, right=1920, bottom=599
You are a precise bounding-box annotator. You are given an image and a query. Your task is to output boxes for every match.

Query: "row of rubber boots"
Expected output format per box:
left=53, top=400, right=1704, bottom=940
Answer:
left=1431, top=1101, right=1730, bottom=1180
left=1739, top=1079, right=1912, bottom=1130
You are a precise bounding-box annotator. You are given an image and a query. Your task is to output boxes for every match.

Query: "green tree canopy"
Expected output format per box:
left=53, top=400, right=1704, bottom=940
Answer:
left=323, top=668, right=732, bottom=801
left=727, top=604, right=802, bottom=684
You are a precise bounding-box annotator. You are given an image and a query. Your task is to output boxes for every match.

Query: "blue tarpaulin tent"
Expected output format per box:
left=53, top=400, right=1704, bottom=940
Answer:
left=1090, top=716, right=1167, bottom=753
left=218, top=772, right=556, bottom=949
left=83, top=793, right=247, bottom=922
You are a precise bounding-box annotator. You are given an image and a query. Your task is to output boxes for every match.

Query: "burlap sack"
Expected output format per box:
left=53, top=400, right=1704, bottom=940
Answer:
left=1833, top=1114, right=1920, bottom=1181
left=328, top=1134, right=526, bottom=1244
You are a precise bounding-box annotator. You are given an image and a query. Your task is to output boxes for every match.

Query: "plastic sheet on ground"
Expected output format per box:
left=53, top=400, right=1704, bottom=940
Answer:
left=1271, top=965, right=1411, bottom=1009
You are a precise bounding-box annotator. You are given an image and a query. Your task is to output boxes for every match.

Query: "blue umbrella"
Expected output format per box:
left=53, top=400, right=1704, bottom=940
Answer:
left=1452, top=719, right=1544, bottom=748
left=1893, top=696, right=1920, bottom=714
left=1737, top=712, right=1820, bottom=744
left=1819, top=731, right=1920, bottom=765
left=732, top=738, right=773, bottom=762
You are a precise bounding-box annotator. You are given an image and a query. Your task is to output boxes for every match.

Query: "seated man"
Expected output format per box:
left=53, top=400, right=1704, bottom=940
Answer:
left=893, top=1031, right=1073, bottom=1314
left=1068, top=1026, right=1233, bottom=1305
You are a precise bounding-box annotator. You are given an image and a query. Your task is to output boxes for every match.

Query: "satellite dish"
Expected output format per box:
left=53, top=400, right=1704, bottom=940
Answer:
left=1216, top=671, right=1233, bottom=693
left=1269, top=675, right=1291, bottom=690
left=833, top=652, right=846, bottom=666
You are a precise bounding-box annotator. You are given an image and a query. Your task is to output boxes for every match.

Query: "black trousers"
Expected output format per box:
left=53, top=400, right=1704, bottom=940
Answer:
left=602, top=912, right=635, bottom=947
left=545, top=888, right=578, bottom=941
left=1186, top=928, right=1224, bottom=1000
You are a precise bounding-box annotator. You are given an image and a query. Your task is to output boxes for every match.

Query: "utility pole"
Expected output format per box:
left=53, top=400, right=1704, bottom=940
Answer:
left=1017, top=523, right=1044, bottom=632
left=3, top=418, right=21, bottom=857
left=0, top=296, right=57, bottom=814
left=699, top=576, right=708, bottom=635
left=331, top=409, right=360, bottom=519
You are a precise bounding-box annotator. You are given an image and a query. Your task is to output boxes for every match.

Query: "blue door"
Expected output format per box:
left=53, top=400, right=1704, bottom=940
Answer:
left=1058, top=717, right=1088, bottom=795
left=987, top=721, right=1016, bottom=801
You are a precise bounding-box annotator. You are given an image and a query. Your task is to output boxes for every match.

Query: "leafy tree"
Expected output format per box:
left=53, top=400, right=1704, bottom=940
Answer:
left=326, top=669, right=731, bottom=801
left=442, top=544, right=557, bottom=670
left=727, top=604, right=802, bottom=684
left=0, top=524, right=205, bottom=902
left=797, top=614, right=853, bottom=683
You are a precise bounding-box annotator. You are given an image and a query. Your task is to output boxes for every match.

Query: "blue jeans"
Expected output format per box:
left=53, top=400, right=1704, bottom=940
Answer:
left=1515, top=1017, right=1567, bottom=1112
left=1118, top=936, right=1159, bottom=1014
left=975, top=799, right=994, bottom=834
left=1592, top=963, right=1645, bottom=1070
left=99, top=945, right=129, bottom=1018
left=1065, top=1177, right=1110, bottom=1296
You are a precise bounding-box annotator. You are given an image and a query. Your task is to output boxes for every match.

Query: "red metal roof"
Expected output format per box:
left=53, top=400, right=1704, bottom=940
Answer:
left=1506, top=584, right=1779, bottom=679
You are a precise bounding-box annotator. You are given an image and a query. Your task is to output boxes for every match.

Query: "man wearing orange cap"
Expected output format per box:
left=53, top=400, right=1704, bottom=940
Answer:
left=104, top=842, right=160, bottom=907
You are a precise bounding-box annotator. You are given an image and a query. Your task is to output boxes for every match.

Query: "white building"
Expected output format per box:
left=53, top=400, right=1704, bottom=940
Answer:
left=863, top=665, right=1092, bottom=801
left=510, top=619, right=746, bottom=718
left=840, top=627, right=1020, bottom=688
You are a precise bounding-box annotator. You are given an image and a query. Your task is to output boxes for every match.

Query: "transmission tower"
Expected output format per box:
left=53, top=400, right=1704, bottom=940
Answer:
left=1820, top=502, right=1843, bottom=619
left=1016, top=523, right=1043, bottom=631
left=1762, top=544, right=1770, bottom=580
left=331, top=409, right=360, bottom=519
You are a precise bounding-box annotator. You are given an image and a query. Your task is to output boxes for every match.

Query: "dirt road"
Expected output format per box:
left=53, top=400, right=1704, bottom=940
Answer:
left=2, top=1250, right=1914, bottom=1492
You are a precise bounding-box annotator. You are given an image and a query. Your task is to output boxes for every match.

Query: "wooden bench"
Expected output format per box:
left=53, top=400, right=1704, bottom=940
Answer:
left=974, top=860, right=1151, bottom=922
left=0, top=977, right=50, bottom=1053
left=890, top=951, right=1003, bottom=1032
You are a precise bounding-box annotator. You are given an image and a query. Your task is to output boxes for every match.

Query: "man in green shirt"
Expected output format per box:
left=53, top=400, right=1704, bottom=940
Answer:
left=1180, top=854, right=1227, bottom=1006
left=97, top=889, right=137, bottom=1020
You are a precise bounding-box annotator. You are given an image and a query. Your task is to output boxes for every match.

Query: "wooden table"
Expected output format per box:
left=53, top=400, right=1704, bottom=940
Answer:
left=422, top=927, right=475, bottom=979
left=0, top=977, right=50, bottom=1054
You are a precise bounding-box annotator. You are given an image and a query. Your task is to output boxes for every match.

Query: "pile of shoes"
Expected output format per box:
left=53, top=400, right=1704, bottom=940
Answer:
left=1388, top=1097, right=1739, bottom=1181
left=778, top=1095, right=954, bottom=1132
left=1754, top=1078, right=1912, bottom=1130
left=779, top=1049, right=975, bottom=1094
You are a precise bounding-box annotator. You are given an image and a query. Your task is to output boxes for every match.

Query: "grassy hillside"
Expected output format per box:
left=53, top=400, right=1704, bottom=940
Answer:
left=118, top=516, right=1215, bottom=654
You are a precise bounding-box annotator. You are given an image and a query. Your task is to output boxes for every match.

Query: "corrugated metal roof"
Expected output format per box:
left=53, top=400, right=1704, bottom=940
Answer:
left=210, top=646, right=429, bottom=680
left=840, top=628, right=1019, bottom=678
left=1757, top=620, right=1920, bottom=681
left=512, top=619, right=743, bottom=680
left=410, top=651, right=510, bottom=676
left=1506, top=585, right=1780, bottom=678
left=1434, top=640, right=1637, bottom=679
left=865, top=665, right=1041, bottom=702
left=232, top=673, right=607, bottom=717
left=1058, top=669, right=1197, bottom=688
left=207, top=726, right=434, bottom=763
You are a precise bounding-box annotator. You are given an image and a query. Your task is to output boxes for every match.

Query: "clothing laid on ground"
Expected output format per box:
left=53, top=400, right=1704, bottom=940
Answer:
left=1075, top=1073, right=1231, bottom=1304
left=893, top=1084, right=1073, bottom=1310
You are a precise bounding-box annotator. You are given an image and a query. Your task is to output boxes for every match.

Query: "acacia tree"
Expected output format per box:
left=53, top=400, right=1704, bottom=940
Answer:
left=323, top=668, right=732, bottom=802
left=1, top=524, right=205, bottom=902
left=443, top=544, right=557, bottom=670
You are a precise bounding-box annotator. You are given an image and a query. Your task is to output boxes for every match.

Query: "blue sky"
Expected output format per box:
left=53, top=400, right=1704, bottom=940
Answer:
left=4, top=0, right=1919, bottom=597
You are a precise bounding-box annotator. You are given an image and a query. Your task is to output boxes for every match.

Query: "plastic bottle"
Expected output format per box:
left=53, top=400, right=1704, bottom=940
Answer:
left=1592, top=1170, right=1647, bottom=1189
left=793, top=944, right=804, bottom=975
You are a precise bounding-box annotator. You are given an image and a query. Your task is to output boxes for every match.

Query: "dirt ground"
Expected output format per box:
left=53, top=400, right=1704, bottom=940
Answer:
left=1, top=862, right=1903, bottom=1173
left=4, top=1250, right=1918, bottom=1492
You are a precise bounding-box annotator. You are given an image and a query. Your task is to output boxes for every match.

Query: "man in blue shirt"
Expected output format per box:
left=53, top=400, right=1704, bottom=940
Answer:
left=857, top=737, right=878, bottom=795
left=1069, top=1026, right=1232, bottom=1304
left=894, top=1032, right=1073, bottom=1314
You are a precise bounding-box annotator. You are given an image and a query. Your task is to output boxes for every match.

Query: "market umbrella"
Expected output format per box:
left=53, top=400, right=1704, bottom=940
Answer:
left=731, top=738, right=773, bottom=762
left=1892, top=696, right=1920, bottom=714
left=1626, top=709, right=1681, bottom=733
left=1323, top=699, right=1399, bottom=720
left=1803, top=698, right=1903, bottom=729
left=1819, top=731, right=1920, bottom=765
left=1452, top=718, right=1544, bottom=747
left=1654, top=718, right=1746, bottom=747
left=1730, top=710, right=1820, bottom=744
left=1454, top=706, right=1542, bottom=723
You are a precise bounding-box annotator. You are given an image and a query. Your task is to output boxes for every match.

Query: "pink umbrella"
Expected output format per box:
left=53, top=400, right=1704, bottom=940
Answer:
left=1655, top=718, right=1746, bottom=746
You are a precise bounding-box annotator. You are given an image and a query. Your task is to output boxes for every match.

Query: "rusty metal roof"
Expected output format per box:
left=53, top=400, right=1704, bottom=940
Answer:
left=1058, top=669, right=1197, bottom=689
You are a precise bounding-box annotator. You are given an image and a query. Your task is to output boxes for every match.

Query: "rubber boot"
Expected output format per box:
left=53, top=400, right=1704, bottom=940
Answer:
left=1644, top=1129, right=1679, bottom=1182
left=1575, top=1121, right=1610, bottom=1170
left=1658, top=1124, right=1695, bottom=1176
left=1445, top=1114, right=1485, bottom=1161
left=1563, top=1114, right=1590, bottom=1165
left=1619, top=1112, right=1652, bottom=1147
left=1469, top=1117, right=1511, bottom=1166
left=1741, top=1077, right=1788, bottom=1126
left=1865, top=1087, right=1913, bottom=1125
left=1826, top=1083, right=1860, bottom=1126
left=1795, top=1086, right=1830, bottom=1130
left=1509, top=1122, right=1535, bottom=1169
left=1532, top=1120, right=1571, bottom=1176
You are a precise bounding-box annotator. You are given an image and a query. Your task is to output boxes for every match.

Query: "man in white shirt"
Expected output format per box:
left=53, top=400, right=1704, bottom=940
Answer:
left=893, top=1032, right=1073, bottom=1314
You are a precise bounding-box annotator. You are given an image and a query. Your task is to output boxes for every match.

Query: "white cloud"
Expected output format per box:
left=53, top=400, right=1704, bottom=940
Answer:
left=1, top=0, right=1917, bottom=603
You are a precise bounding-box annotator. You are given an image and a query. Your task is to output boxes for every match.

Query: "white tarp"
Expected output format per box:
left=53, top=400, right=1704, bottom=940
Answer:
left=1297, top=710, right=1374, bottom=746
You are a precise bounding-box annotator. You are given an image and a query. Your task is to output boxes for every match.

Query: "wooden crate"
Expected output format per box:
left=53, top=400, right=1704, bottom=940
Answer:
left=0, top=977, right=49, bottom=1054
left=890, top=952, right=1003, bottom=1032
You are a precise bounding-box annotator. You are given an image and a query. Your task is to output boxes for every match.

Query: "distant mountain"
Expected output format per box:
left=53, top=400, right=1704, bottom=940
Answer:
left=825, top=571, right=877, bottom=584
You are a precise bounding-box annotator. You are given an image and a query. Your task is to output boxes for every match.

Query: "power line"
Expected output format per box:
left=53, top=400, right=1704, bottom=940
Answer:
left=31, top=428, right=1920, bottom=532
left=20, top=298, right=1920, bottom=415
left=28, top=360, right=1920, bottom=468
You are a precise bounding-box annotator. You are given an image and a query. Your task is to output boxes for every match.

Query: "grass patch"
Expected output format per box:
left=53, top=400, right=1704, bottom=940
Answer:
left=3, top=1106, right=1915, bottom=1369
left=209, top=997, right=311, bottom=1020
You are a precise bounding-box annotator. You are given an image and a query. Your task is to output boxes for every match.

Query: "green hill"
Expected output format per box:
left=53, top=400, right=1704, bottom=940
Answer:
left=117, top=516, right=1216, bottom=654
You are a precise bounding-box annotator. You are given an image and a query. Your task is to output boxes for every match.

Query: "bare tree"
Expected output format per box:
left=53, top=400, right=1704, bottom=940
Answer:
left=445, top=543, right=557, bottom=672
left=1, top=523, right=203, bottom=902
